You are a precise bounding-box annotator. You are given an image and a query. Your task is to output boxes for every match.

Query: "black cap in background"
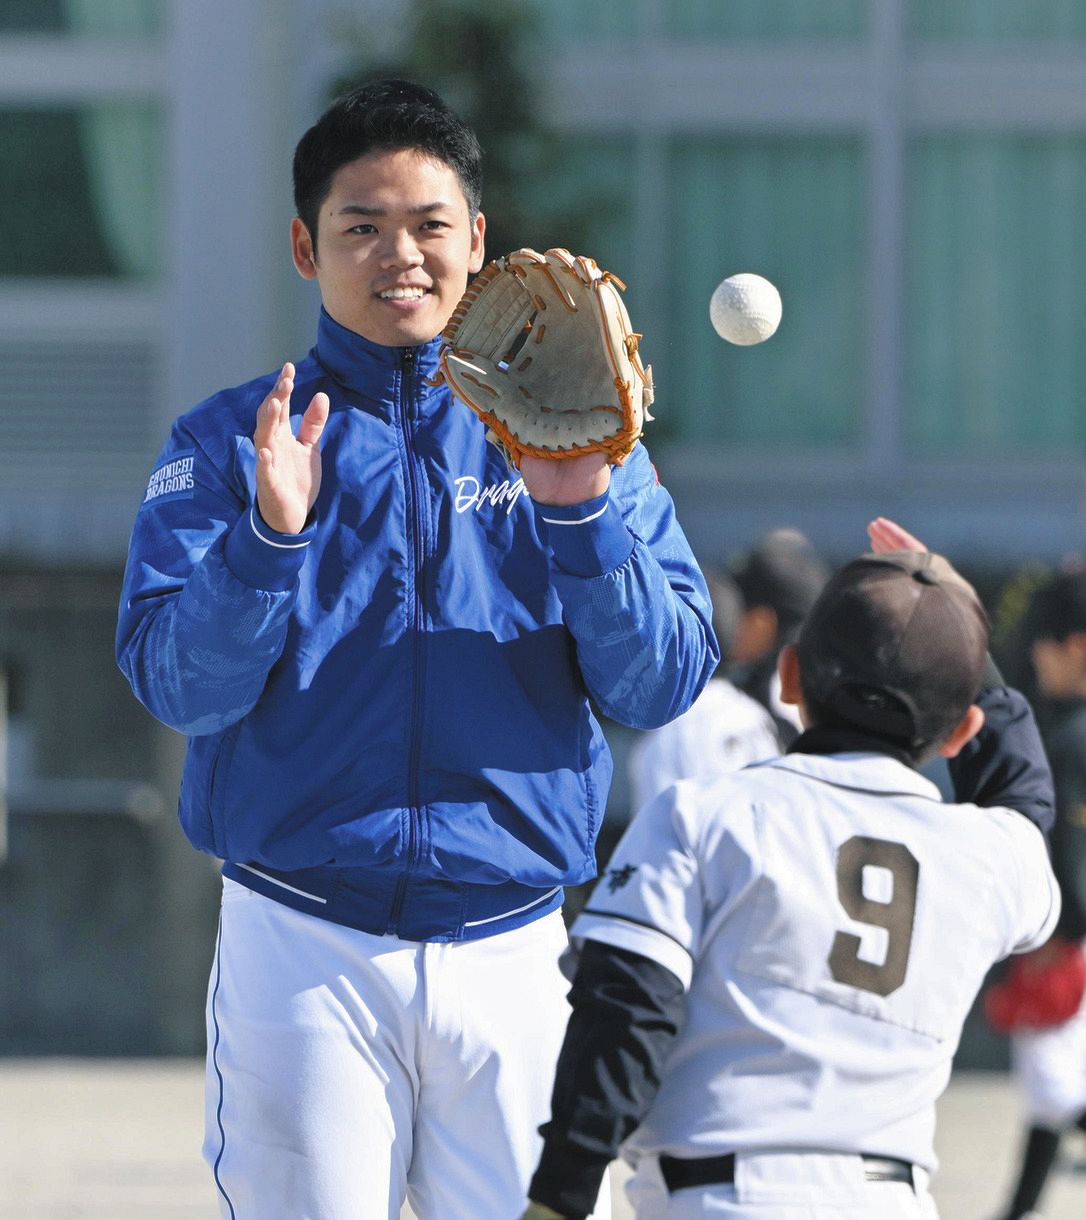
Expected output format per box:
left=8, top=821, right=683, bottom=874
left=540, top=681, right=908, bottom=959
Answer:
left=730, top=528, right=830, bottom=635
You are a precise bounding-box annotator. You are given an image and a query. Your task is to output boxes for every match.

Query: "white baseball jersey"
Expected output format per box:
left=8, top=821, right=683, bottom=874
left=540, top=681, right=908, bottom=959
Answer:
left=627, top=677, right=781, bottom=811
left=572, top=750, right=1060, bottom=1173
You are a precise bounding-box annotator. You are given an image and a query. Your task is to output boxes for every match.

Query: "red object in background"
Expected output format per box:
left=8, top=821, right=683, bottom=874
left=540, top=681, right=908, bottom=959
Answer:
left=984, top=938, right=1086, bottom=1033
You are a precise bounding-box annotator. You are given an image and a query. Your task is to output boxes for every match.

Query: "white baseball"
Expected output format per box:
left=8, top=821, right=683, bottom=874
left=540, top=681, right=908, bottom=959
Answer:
left=709, top=273, right=782, bottom=345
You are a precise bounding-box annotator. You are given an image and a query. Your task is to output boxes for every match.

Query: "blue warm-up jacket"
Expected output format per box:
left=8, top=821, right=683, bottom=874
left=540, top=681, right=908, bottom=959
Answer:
left=116, top=309, right=717, bottom=940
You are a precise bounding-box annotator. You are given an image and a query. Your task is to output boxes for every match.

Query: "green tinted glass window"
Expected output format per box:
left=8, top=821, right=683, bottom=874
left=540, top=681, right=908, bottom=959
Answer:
left=532, top=0, right=631, bottom=39
left=668, top=0, right=864, bottom=38
left=0, top=0, right=66, bottom=30
left=906, top=136, right=1086, bottom=456
left=910, top=0, right=1086, bottom=38
left=667, top=137, right=864, bottom=448
left=534, top=0, right=864, bottom=39
left=0, top=106, right=161, bottom=278
left=0, top=0, right=159, bottom=34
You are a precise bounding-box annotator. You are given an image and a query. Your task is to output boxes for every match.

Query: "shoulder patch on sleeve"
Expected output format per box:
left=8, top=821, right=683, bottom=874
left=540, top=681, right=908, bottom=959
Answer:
left=141, top=450, right=196, bottom=507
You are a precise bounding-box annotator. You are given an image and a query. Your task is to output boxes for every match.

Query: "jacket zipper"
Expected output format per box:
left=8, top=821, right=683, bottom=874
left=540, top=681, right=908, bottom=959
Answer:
left=389, top=346, right=426, bottom=932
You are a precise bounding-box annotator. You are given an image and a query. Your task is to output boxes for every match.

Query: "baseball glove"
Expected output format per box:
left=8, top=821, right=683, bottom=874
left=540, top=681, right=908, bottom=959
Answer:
left=435, top=247, right=654, bottom=469
left=983, top=938, right=1086, bottom=1033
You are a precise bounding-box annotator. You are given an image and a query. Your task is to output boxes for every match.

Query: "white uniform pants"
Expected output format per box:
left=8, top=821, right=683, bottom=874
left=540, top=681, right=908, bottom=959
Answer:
left=1011, top=988, right=1086, bottom=1127
left=624, top=1150, right=939, bottom=1219
left=204, top=878, right=606, bottom=1220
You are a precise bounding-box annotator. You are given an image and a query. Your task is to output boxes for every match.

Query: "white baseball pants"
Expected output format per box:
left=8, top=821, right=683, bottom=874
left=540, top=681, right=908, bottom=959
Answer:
left=1011, top=987, right=1086, bottom=1127
left=204, top=878, right=607, bottom=1220
left=624, top=1150, right=939, bottom=1219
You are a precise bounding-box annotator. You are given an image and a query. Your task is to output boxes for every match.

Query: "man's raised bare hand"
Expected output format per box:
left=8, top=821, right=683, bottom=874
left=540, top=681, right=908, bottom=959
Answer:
left=254, top=362, right=330, bottom=534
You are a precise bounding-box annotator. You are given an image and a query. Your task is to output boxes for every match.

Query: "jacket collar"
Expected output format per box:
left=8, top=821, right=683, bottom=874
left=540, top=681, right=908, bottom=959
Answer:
left=313, top=307, right=443, bottom=396
left=788, top=725, right=915, bottom=767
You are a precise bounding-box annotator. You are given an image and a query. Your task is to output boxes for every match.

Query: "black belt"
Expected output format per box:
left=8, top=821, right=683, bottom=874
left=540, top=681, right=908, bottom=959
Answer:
left=659, top=1152, right=915, bottom=1194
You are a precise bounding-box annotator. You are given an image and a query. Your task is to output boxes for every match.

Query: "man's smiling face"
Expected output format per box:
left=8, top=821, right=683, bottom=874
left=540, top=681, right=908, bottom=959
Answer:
left=291, top=147, right=486, bottom=348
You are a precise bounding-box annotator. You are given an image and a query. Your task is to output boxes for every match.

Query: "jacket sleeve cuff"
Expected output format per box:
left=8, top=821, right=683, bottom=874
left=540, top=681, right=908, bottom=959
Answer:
left=534, top=490, right=634, bottom=578
left=223, top=505, right=316, bottom=592
left=529, top=1140, right=612, bottom=1220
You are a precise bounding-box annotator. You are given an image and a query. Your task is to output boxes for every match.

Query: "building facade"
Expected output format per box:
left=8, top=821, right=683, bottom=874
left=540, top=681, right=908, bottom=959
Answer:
left=2, top=0, right=1084, bottom=1053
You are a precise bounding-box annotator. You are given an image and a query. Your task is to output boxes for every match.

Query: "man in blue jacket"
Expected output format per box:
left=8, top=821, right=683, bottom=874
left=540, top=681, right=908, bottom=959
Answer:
left=116, top=79, right=716, bottom=1219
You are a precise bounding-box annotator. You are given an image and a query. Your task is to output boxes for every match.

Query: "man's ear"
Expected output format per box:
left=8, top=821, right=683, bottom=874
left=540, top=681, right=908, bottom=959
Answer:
left=291, top=217, right=318, bottom=280
left=777, top=643, right=802, bottom=706
left=468, top=210, right=486, bottom=274
left=938, top=704, right=985, bottom=759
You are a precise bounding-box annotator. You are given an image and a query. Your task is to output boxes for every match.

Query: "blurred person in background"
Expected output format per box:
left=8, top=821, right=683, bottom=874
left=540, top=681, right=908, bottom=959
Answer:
left=728, top=527, right=831, bottom=747
left=628, top=566, right=779, bottom=812
left=989, top=569, right=1086, bottom=1220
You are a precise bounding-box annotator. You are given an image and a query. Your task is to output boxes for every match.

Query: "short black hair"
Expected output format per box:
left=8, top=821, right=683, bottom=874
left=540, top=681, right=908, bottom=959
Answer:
left=1027, top=569, right=1086, bottom=644
left=730, top=528, right=830, bottom=640
left=292, top=78, right=483, bottom=257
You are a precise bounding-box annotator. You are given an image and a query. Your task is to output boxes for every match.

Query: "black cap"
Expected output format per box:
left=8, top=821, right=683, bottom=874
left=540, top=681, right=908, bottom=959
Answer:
left=1027, top=569, right=1086, bottom=643
left=730, top=528, right=830, bottom=633
left=797, top=550, right=989, bottom=750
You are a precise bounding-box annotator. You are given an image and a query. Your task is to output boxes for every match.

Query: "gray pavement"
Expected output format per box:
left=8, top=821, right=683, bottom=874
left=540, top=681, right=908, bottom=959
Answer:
left=2, top=1060, right=1086, bottom=1218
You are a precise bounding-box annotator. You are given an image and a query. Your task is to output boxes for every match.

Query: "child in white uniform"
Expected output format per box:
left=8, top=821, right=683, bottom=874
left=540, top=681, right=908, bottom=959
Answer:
left=525, top=520, right=1059, bottom=1220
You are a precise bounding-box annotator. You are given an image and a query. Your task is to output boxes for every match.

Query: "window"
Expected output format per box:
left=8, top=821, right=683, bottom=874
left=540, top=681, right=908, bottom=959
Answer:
left=534, top=0, right=864, bottom=39
left=905, top=135, right=1086, bottom=456
left=532, top=0, right=631, bottom=39
left=667, top=137, right=865, bottom=447
left=910, top=0, right=1086, bottom=39
left=0, top=104, right=161, bottom=279
left=0, top=0, right=160, bottom=36
left=668, top=0, right=865, bottom=39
